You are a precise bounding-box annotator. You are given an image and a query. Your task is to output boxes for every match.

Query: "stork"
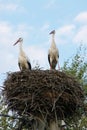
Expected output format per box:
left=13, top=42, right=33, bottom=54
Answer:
left=48, top=30, right=60, bottom=70
left=13, top=37, right=31, bottom=71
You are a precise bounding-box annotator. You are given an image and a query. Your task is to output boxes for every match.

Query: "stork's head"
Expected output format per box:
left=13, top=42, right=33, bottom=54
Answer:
left=13, top=37, right=23, bottom=46
left=49, top=30, right=55, bottom=35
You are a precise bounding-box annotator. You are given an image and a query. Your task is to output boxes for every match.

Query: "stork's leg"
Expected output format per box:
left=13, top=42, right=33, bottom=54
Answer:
left=50, top=65, right=52, bottom=70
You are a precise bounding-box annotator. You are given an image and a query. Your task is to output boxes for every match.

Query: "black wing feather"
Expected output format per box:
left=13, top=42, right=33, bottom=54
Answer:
left=18, top=62, right=21, bottom=70
left=48, top=53, right=50, bottom=65
left=58, top=52, right=59, bottom=58
left=27, top=60, right=31, bottom=70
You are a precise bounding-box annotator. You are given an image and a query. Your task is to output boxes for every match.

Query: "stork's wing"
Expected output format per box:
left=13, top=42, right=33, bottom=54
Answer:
left=26, top=56, right=31, bottom=70
left=58, top=52, right=59, bottom=58
left=57, top=49, right=59, bottom=58
left=48, top=53, right=50, bottom=65
left=18, top=62, right=21, bottom=70
left=27, top=60, right=31, bottom=70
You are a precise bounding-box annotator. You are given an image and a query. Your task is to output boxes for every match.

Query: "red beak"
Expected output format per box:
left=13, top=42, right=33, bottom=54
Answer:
left=13, top=40, right=19, bottom=46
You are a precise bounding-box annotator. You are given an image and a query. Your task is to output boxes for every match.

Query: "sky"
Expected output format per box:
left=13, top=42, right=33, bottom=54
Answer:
left=0, top=0, right=87, bottom=86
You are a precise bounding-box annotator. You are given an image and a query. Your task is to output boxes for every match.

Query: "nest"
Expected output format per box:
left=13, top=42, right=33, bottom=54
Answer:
left=3, top=70, right=84, bottom=121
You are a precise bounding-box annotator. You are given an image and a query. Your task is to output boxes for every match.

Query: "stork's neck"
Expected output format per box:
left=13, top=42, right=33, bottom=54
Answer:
left=19, top=41, right=23, bottom=54
left=51, top=34, right=56, bottom=47
left=52, top=34, right=55, bottom=43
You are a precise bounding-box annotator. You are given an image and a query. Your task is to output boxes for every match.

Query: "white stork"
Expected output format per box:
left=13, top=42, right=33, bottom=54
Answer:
left=48, top=30, right=60, bottom=70
left=13, top=37, right=31, bottom=71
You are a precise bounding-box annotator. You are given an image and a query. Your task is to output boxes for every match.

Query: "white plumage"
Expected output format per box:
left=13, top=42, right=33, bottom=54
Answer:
left=13, top=37, right=31, bottom=71
left=48, top=30, right=60, bottom=70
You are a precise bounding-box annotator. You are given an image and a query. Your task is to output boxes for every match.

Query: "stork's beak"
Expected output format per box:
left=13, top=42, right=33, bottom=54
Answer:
left=13, top=39, right=19, bottom=46
left=49, top=31, right=52, bottom=34
left=49, top=30, right=55, bottom=35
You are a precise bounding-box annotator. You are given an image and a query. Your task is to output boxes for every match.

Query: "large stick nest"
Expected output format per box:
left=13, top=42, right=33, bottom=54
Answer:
left=3, top=70, right=84, bottom=121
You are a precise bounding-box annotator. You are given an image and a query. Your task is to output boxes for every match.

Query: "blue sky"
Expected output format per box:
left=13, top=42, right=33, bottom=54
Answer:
left=0, top=0, right=87, bottom=85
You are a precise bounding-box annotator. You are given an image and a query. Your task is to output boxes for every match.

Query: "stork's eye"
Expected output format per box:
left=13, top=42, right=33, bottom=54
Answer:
left=19, top=38, right=23, bottom=41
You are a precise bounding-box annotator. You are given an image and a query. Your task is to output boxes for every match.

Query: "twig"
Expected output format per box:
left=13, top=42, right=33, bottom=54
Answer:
left=0, top=113, right=20, bottom=119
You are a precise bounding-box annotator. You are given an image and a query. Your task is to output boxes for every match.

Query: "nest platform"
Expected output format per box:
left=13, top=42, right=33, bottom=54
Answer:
left=3, top=70, right=84, bottom=121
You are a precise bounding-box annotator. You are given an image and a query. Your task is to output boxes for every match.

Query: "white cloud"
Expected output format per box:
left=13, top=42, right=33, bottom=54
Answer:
left=54, top=13, right=87, bottom=45
left=0, top=50, right=17, bottom=72
left=55, top=25, right=75, bottom=44
left=73, top=25, right=87, bottom=44
left=0, top=22, right=11, bottom=33
left=57, top=25, right=75, bottom=36
left=74, top=12, right=87, bottom=24
left=44, top=0, right=56, bottom=9
left=73, top=12, right=87, bottom=44
left=25, top=45, right=48, bottom=69
left=0, top=22, right=13, bottom=45
left=0, top=3, right=19, bottom=11
left=40, top=23, right=50, bottom=32
left=0, top=22, right=30, bottom=45
left=0, top=2, right=26, bottom=13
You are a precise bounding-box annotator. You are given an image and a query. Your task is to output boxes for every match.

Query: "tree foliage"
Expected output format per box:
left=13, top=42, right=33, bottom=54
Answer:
left=61, top=45, right=87, bottom=130
left=0, top=92, right=19, bottom=130
left=62, top=45, right=87, bottom=94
